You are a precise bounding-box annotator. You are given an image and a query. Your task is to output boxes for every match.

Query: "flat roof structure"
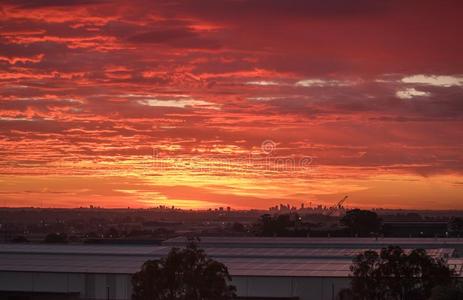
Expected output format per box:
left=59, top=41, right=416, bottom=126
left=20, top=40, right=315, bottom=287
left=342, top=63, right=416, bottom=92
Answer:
left=0, top=243, right=454, bottom=259
left=163, top=236, right=463, bottom=248
left=0, top=253, right=354, bottom=277
left=0, top=242, right=460, bottom=277
left=1, top=239, right=463, bottom=300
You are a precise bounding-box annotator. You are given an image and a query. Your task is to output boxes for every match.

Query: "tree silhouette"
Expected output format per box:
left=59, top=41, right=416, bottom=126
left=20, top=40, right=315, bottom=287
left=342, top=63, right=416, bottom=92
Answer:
left=449, top=217, right=463, bottom=236
left=132, top=240, right=236, bottom=300
left=44, top=232, right=68, bottom=243
left=349, top=246, right=456, bottom=300
left=430, top=283, right=463, bottom=300
left=340, top=209, right=381, bottom=236
left=253, top=213, right=307, bottom=237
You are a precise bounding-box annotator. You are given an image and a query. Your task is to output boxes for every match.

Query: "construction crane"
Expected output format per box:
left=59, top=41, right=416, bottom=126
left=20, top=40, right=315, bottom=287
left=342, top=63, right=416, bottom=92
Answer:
left=326, top=195, right=348, bottom=217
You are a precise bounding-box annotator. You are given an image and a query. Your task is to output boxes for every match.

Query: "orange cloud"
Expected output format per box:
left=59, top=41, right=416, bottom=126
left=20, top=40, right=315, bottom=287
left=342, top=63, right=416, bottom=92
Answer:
left=1, top=0, right=463, bottom=209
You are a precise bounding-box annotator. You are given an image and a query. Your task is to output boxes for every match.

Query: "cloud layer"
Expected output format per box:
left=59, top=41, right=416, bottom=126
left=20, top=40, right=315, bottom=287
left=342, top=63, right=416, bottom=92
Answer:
left=1, top=0, right=463, bottom=209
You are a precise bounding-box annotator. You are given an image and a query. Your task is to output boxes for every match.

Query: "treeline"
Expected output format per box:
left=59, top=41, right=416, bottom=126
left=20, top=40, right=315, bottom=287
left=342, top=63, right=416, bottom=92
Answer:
left=252, top=210, right=463, bottom=237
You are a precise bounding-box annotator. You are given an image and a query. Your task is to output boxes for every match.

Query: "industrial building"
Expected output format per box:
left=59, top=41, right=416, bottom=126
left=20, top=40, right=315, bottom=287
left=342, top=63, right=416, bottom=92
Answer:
left=1, top=237, right=463, bottom=300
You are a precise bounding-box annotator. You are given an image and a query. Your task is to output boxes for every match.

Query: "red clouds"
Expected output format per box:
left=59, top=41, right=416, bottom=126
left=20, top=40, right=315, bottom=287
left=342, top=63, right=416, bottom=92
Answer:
left=1, top=0, right=463, bottom=209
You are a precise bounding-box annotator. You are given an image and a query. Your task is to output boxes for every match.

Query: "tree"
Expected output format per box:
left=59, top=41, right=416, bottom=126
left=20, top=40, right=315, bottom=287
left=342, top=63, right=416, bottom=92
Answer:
left=231, top=222, right=245, bottom=233
left=10, top=235, right=29, bottom=243
left=105, top=227, right=120, bottom=238
left=132, top=240, right=236, bottom=300
left=449, top=217, right=463, bottom=236
left=253, top=213, right=307, bottom=237
left=430, top=284, right=463, bottom=300
left=340, top=209, right=381, bottom=236
left=349, top=246, right=456, bottom=300
left=44, top=232, right=68, bottom=243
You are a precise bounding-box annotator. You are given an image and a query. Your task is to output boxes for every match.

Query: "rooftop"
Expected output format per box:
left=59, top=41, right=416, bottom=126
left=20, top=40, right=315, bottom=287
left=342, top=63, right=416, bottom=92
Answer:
left=163, top=237, right=463, bottom=248
left=0, top=239, right=462, bottom=277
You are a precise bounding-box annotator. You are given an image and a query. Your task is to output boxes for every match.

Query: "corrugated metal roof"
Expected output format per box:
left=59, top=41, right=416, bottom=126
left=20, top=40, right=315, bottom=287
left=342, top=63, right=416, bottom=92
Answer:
left=0, top=244, right=166, bottom=256
left=164, top=237, right=463, bottom=247
left=0, top=244, right=453, bottom=259
left=0, top=253, right=353, bottom=277
left=0, top=243, right=460, bottom=277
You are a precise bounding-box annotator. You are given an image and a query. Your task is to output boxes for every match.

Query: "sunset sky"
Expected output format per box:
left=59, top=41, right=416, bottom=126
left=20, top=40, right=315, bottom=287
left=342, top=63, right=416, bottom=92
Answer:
left=1, top=0, right=463, bottom=209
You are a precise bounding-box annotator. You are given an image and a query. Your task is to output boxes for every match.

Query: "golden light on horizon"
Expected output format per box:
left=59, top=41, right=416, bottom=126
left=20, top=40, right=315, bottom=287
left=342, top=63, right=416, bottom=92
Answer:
left=1, top=0, right=463, bottom=210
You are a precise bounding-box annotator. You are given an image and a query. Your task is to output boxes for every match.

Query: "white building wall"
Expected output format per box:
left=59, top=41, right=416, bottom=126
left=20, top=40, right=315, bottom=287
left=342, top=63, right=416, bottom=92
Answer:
left=0, top=272, right=132, bottom=300
left=0, top=272, right=34, bottom=291
left=0, top=271, right=351, bottom=300
left=232, top=276, right=350, bottom=300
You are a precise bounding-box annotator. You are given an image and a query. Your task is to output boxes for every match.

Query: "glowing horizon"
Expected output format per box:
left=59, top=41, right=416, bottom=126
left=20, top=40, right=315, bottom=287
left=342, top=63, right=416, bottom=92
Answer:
left=1, top=0, right=463, bottom=210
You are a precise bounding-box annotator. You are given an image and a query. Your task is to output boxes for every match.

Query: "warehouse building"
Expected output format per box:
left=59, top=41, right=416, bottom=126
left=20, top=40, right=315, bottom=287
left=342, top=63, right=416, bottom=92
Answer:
left=0, top=237, right=463, bottom=300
